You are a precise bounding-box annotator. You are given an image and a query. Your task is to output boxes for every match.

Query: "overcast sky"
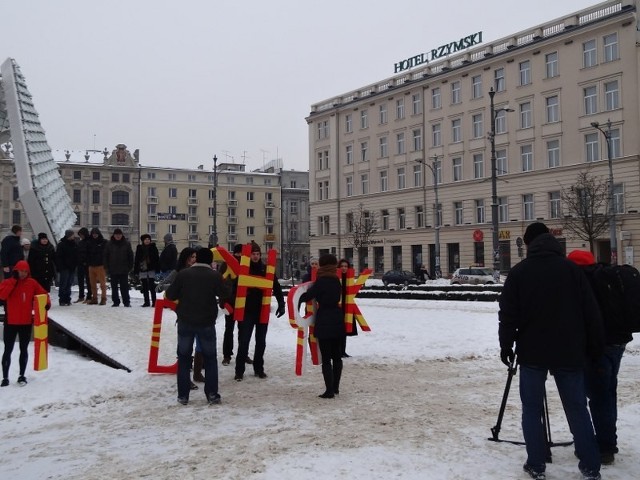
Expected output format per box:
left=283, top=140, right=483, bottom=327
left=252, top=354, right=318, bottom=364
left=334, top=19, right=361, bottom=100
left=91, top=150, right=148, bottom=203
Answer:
left=2, top=0, right=596, bottom=172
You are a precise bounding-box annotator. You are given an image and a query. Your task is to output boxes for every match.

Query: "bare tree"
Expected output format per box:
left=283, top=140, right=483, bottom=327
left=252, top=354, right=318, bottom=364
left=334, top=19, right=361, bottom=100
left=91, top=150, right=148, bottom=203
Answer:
left=345, top=203, right=378, bottom=270
left=561, top=170, right=611, bottom=252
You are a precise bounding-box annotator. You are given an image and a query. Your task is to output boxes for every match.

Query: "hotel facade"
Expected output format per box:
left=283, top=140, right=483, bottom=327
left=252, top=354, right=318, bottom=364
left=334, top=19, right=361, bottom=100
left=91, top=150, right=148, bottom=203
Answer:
left=307, top=0, right=640, bottom=277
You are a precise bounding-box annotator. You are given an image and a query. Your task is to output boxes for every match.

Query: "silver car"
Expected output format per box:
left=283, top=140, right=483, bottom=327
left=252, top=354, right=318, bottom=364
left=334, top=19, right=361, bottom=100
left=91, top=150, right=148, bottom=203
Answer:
left=450, top=267, right=498, bottom=285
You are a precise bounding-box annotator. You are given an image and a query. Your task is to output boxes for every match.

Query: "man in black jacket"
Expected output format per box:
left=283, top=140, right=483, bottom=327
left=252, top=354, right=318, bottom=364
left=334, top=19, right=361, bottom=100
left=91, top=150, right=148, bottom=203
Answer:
left=55, top=229, right=78, bottom=306
left=87, top=227, right=108, bottom=305
left=499, top=222, right=604, bottom=480
left=75, top=227, right=92, bottom=303
left=1, top=225, right=23, bottom=279
left=165, top=248, right=229, bottom=405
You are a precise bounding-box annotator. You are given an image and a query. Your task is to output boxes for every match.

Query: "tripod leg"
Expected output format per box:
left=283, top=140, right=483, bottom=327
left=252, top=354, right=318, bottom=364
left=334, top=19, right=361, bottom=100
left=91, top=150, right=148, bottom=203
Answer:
left=490, top=357, right=518, bottom=441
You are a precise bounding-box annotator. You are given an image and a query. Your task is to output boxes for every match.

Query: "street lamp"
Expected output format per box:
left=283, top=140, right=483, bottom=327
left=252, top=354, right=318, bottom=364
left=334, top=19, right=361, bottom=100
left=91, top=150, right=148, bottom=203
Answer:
left=591, top=119, right=617, bottom=265
left=488, top=87, right=514, bottom=280
left=415, top=156, right=441, bottom=278
left=209, top=154, right=218, bottom=247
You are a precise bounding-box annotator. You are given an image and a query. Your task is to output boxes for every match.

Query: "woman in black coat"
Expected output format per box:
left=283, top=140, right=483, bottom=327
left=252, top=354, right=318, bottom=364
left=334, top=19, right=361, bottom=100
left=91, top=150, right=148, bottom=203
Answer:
left=27, top=233, right=56, bottom=292
left=134, top=234, right=160, bottom=307
left=299, top=253, right=344, bottom=399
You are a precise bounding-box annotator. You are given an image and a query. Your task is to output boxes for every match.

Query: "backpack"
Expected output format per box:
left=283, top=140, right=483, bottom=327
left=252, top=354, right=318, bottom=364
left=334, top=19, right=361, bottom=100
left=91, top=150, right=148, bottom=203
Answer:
left=592, top=264, right=640, bottom=333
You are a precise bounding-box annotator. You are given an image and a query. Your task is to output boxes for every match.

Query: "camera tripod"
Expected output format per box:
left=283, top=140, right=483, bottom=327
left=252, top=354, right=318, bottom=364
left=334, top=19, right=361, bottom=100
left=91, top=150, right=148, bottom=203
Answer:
left=488, top=355, right=573, bottom=462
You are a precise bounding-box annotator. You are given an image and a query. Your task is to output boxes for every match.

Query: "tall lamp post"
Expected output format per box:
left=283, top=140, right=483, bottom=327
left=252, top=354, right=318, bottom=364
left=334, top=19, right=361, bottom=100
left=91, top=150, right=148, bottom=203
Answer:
left=591, top=119, right=617, bottom=265
left=209, top=154, right=218, bottom=247
left=415, top=156, right=441, bottom=278
left=488, top=87, right=514, bottom=279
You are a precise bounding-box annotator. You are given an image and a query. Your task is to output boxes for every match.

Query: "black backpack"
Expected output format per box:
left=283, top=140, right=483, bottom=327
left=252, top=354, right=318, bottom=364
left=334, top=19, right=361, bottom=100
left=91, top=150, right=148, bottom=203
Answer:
left=592, top=264, right=640, bottom=333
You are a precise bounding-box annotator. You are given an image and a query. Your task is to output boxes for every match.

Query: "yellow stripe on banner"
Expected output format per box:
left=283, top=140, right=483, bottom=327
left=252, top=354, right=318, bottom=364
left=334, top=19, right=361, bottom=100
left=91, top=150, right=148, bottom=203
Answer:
left=33, top=324, right=47, bottom=340
left=235, top=297, right=246, bottom=309
left=151, top=341, right=160, bottom=348
left=237, top=276, right=272, bottom=289
left=37, top=343, right=47, bottom=370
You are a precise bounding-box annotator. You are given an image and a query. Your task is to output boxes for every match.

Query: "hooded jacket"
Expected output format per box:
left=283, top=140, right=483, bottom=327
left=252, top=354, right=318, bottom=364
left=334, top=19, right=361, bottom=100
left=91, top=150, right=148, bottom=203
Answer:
left=87, top=228, right=107, bottom=267
left=499, top=233, right=604, bottom=368
left=104, top=234, right=134, bottom=275
left=0, top=260, right=50, bottom=325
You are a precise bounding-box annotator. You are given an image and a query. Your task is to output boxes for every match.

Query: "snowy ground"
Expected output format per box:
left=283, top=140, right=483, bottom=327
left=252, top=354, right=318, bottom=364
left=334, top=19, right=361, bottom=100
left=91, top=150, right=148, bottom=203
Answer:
left=1, top=286, right=639, bottom=480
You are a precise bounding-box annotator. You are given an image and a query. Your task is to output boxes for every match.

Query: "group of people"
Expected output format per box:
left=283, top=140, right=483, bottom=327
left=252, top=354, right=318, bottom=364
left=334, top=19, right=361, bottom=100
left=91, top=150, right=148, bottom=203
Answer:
left=499, top=221, right=633, bottom=480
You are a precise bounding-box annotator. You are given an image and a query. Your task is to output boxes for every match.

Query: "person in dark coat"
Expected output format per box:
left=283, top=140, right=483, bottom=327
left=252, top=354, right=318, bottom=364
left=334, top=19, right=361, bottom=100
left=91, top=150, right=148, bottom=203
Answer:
left=75, top=227, right=92, bottom=303
left=27, top=233, right=56, bottom=292
left=568, top=249, right=633, bottom=466
left=104, top=228, right=134, bottom=307
left=133, top=234, right=160, bottom=307
left=55, top=229, right=78, bottom=306
left=87, top=227, right=108, bottom=305
left=158, top=233, right=178, bottom=279
left=499, top=222, right=604, bottom=480
left=1, top=225, right=24, bottom=279
left=299, top=253, right=344, bottom=398
left=234, top=242, right=285, bottom=381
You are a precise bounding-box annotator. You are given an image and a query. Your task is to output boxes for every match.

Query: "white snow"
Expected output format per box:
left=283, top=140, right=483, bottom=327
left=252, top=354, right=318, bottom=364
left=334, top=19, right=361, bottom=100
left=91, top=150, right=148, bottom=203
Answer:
left=1, top=285, right=639, bottom=480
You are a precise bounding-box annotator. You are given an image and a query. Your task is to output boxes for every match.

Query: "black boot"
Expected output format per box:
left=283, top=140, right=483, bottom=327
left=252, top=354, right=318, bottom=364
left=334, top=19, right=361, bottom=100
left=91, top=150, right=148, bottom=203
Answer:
left=320, top=363, right=334, bottom=398
left=333, top=361, right=342, bottom=395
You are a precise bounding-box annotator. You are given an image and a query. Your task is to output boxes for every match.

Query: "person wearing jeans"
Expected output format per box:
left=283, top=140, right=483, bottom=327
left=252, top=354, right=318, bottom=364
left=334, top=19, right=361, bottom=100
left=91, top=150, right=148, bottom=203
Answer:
left=55, top=229, right=77, bottom=306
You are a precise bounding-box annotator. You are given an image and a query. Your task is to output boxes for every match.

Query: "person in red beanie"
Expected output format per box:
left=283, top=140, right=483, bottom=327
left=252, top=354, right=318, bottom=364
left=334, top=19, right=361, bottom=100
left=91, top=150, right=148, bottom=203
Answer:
left=0, top=260, right=50, bottom=386
left=568, top=249, right=632, bottom=465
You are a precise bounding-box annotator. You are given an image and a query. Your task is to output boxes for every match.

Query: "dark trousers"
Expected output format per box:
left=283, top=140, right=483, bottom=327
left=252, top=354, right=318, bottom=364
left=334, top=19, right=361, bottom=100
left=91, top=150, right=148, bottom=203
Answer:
left=236, top=317, right=267, bottom=376
left=141, top=278, right=157, bottom=305
left=177, top=323, right=218, bottom=400
left=222, top=314, right=241, bottom=358
left=585, top=343, right=626, bottom=455
left=2, top=324, right=32, bottom=379
left=110, top=273, right=131, bottom=306
left=318, top=337, right=343, bottom=395
left=77, top=264, right=91, bottom=300
left=58, top=268, right=75, bottom=304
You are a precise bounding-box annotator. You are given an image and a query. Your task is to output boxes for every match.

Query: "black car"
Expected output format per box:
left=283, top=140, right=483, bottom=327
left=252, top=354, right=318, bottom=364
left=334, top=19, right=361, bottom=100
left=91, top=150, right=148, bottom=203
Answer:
left=381, top=270, right=421, bottom=287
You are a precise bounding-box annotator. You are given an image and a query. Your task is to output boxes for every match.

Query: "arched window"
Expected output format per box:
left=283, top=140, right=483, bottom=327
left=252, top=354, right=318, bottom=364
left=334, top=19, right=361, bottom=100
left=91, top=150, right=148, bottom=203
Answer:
left=112, top=213, right=129, bottom=226
left=112, top=190, right=129, bottom=205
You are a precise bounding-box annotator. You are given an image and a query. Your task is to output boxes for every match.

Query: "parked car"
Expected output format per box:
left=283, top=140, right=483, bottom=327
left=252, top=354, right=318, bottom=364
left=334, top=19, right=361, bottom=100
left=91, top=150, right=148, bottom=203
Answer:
left=381, top=270, right=421, bottom=287
left=450, top=267, right=498, bottom=285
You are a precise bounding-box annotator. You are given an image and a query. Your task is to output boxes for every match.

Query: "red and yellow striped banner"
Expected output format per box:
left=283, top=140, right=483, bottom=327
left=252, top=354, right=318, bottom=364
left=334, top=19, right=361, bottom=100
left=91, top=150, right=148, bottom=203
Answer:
left=233, top=244, right=277, bottom=324
left=148, top=299, right=178, bottom=374
left=33, top=294, right=48, bottom=371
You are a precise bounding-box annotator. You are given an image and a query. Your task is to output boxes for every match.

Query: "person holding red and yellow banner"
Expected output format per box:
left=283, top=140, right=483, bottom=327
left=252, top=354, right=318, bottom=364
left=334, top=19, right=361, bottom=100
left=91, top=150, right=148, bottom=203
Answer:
left=0, top=260, right=50, bottom=386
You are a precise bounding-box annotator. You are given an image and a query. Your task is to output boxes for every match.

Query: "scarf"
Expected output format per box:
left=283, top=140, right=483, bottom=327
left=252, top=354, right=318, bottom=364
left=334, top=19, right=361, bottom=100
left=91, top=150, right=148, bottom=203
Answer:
left=316, top=264, right=337, bottom=278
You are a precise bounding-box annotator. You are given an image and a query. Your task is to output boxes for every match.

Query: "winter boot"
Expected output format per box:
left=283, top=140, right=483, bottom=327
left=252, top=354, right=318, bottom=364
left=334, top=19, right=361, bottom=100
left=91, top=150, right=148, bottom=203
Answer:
left=320, top=363, right=334, bottom=398
left=333, top=362, right=342, bottom=395
left=193, top=352, right=205, bottom=382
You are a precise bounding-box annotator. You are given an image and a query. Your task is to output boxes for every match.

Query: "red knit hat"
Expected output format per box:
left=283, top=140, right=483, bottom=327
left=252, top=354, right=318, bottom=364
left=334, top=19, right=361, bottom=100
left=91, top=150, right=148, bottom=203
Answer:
left=567, top=250, right=596, bottom=266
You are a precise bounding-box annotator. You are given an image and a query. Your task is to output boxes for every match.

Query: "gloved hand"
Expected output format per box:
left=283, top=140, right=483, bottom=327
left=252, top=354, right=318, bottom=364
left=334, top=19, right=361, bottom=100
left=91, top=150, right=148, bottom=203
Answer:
left=275, top=304, right=286, bottom=318
left=500, top=347, right=514, bottom=367
left=44, top=304, right=51, bottom=311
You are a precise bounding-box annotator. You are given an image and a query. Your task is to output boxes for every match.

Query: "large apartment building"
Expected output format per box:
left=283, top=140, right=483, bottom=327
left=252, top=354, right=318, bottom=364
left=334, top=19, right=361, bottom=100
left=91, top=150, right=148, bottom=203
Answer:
left=307, top=0, right=640, bottom=277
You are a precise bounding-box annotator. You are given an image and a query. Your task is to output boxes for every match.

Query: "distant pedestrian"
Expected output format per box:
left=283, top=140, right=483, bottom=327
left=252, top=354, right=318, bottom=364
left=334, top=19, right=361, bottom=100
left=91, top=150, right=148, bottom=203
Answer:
left=55, top=229, right=77, bottom=306
left=302, top=257, right=319, bottom=283
left=158, top=233, right=178, bottom=280
left=75, top=227, right=92, bottom=303
left=20, top=237, right=31, bottom=261
left=1, top=225, right=24, bottom=279
left=28, top=233, right=56, bottom=292
left=134, top=234, right=160, bottom=307
left=104, top=228, right=134, bottom=307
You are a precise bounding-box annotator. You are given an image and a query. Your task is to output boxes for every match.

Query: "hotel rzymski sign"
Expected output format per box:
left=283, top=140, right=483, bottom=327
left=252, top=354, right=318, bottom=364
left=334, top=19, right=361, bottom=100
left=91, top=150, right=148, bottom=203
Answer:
left=393, top=31, right=483, bottom=73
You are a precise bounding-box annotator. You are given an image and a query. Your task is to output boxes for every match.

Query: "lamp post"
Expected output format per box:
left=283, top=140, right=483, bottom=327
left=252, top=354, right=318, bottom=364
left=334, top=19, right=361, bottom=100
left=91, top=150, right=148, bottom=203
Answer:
left=415, top=156, right=441, bottom=278
left=488, top=87, right=514, bottom=280
left=209, top=154, right=218, bottom=247
left=591, top=119, right=617, bottom=265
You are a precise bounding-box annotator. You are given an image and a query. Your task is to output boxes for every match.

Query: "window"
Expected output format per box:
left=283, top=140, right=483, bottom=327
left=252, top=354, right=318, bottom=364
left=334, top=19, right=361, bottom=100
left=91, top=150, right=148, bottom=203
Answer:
left=246, top=226, right=255, bottom=236
left=380, top=170, right=388, bottom=192
left=412, top=129, right=422, bottom=151
left=395, top=132, right=405, bottom=155
left=168, top=206, right=177, bottom=215
left=431, top=87, right=441, bottom=109
left=432, top=123, right=441, bottom=147
left=379, top=104, right=387, bottom=124
left=360, top=109, right=368, bottom=129
left=452, top=158, right=462, bottom=182
left=289, top=201, right=298, bottom=215
left=93, top=171, right=101, bottom=181
left=412, top=93, right=422, bottom=115
left=345, top=114, right=353, bottom=133
left=519, top=101, right=532, bottom=129
left=434, top=202, right=442, bottom=227
left=472, top=113, right=483, bottom=138
left=396, top=98, right=405, bottom=119
left=496, top=149, right=507, bottom=176
left=146, top=172, right=156, bottom=180
left=473, top=153, right=484, bottom=179
left=521, top=145, right=533, bottom=172
left=585, top=133, right=600, bottom=162
left=379, top=137, right=388, bottom=158
left=88, top=211, right=100, bottom=227
left=169, top=187, right=177, bottom=198
left=346, top=176, right=353, bottom=197
left=545, top=95, right=559, bottom=123
left=495, top=110, right=507, bottom=134
left=583, top=86, right=597, bottom=115
left=168, top=173, right=176, bottom=181
left=317, top=120, right=329, bottom=139
left=73, top=170, right=81, bottom=180
left=610, top=127, right=621, bottom=159
left=414, top=164, right=422, bottom=187
left=583, top=39, right=597, bottom=68
left=451, top=81, right=461, bottom=104
left=523, top=194, right=534, bottom=221
left=605, top=80, right=619, bottom=111
left=547, top=139, right=560, bottom=168
left=498, top=197, right=508, bottom=223
left=475, top=199, right=485, bottom=224
left=545, top=52, right=558, bottom=78
left=12, top=186, right=18, bottom=201
left=228, top=191, right=236, bottom=200
left=397, top=208, right=406, bottom=229
left=549, top=191, right=561, bottom=219
left=397, top=167, right=406, bottom=189
left=434, top=160, right=442, bottom=184
left=188, top=188, right=197, bottom=198
left=361, top=174, right=369, bottom=194
left=416, top=206, right=424, bottom=228
left=321, top=216, right=330, bottom=235
left=471, top=75, right=482, bottom=99
left=187, top=174, right=195, bottom=182
left=452, top=119, right=462, bottom=143
left=247, top=191, right=254, bottom=201
left=603, top=33, right=618, bottom=63
left=92, top=190, right=100, bottom=204
left=346, top=145, right=353, bottom=165
left=519, top=60, right=531, bottom=86
left=75, top=212, right=81, bottom=226
left=454, top=202, right=463, bottom=225
left=494, top=68, right=505, bottom=92
left=381, top=210, right=389, bottom=230
left=247, top=208, right=255, bottom=218
left=322, top=181, right=329, bottom=199
left=613, top=183, right=624, bottom=214
left=360, top=142, right=368, bottom=162
left=73, top=189, right=81, bottom=203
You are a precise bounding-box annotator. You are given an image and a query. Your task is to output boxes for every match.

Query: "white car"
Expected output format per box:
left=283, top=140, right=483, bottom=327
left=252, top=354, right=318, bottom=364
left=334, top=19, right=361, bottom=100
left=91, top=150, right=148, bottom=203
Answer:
left=450, top=268, right=498, bottom=285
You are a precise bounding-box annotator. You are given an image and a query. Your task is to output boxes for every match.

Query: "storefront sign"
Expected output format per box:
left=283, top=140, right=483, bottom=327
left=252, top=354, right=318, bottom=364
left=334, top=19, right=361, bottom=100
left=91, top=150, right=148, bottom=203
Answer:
left=499, top=230, right=511, bottom=240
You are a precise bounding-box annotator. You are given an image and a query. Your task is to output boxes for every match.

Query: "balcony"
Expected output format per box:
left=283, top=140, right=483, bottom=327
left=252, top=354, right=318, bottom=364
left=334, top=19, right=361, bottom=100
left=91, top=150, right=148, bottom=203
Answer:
left=228, top=199, right=238, bottom=206
left=265, top=201, right=275, bottom=208
left=265, top=218, right=274, bottom=225
left=188, top=233, right=199, bottom=240
left=188, top=216, right=198, bottom=223
left=147, top=196, right=158, bottom=204
left=227, top=216, right=238, bottom=224
left=188, top=198, right=198, bottom=206
left=148, top=214, right=158, bottom=221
